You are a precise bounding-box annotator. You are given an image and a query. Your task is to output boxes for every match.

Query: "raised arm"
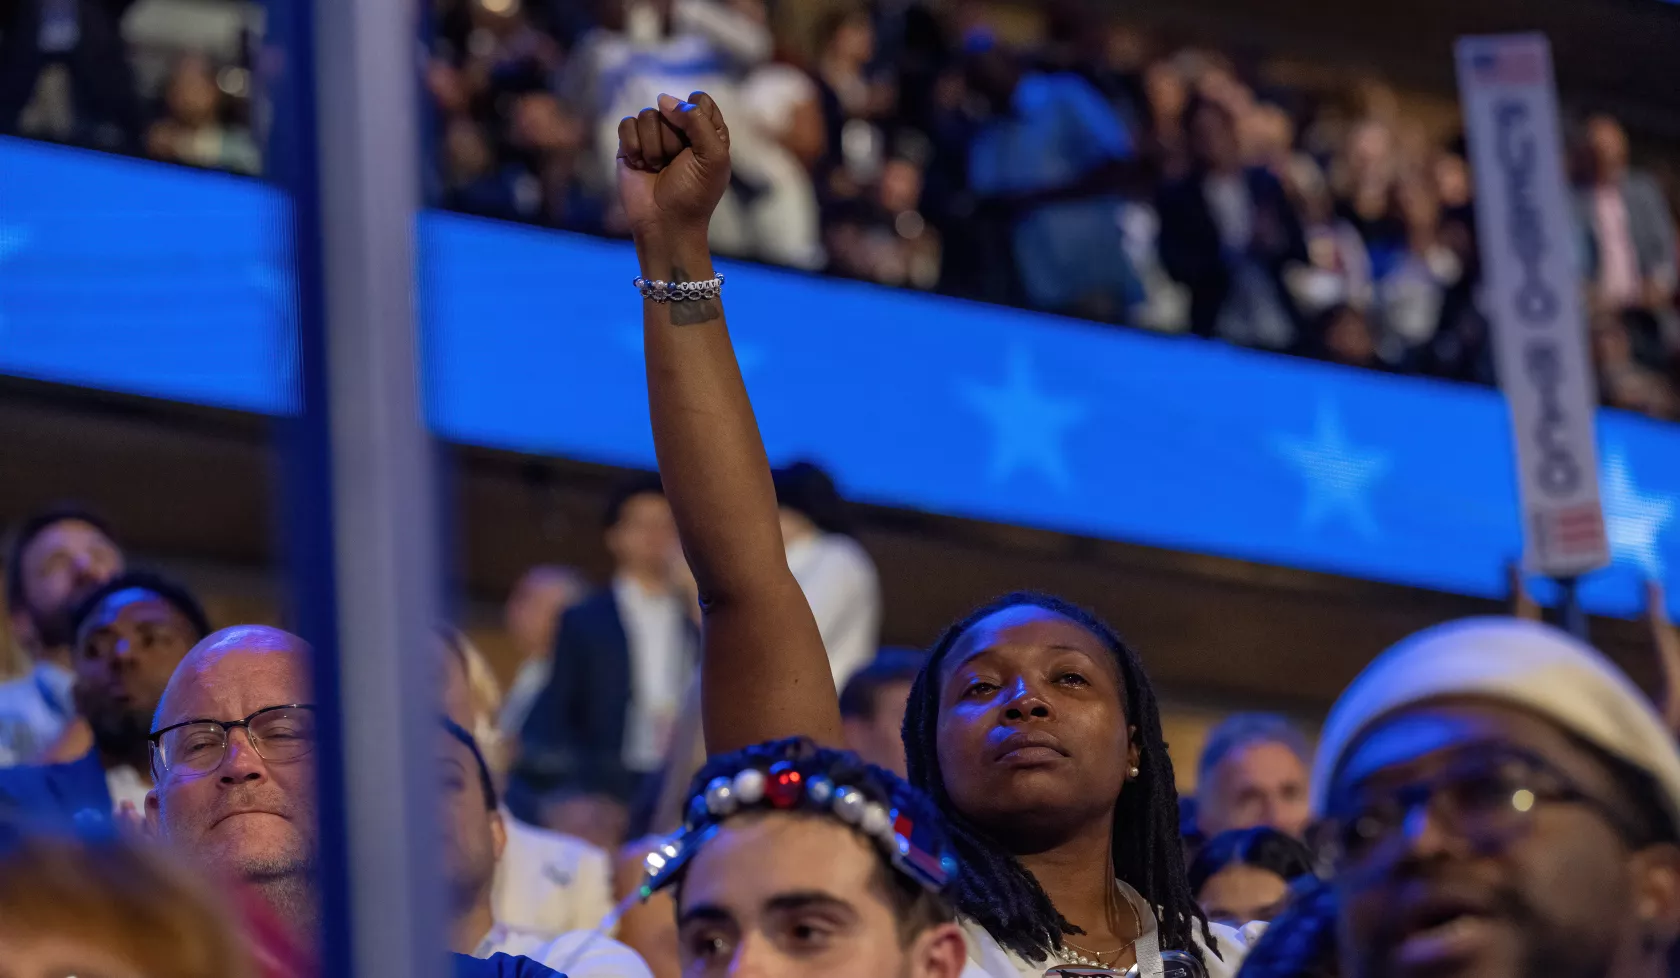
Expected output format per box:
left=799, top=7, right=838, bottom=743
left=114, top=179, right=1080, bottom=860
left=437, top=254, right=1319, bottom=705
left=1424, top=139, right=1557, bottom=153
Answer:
left=615, top=92, right=843, bottom=752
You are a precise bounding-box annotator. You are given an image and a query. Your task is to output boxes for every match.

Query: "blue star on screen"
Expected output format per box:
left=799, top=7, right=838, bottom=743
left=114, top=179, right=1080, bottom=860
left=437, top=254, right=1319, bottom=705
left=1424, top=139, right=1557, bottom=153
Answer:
left=1602, top=448, right=1677, bottom=579
left=956, top=345, right=1088, bottom=490
left=1271, top=400, right=1393, bottom=539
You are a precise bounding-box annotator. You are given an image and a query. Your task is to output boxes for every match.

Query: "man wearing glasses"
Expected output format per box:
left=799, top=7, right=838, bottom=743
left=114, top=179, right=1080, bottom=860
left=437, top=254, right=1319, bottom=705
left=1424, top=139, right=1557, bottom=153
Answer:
left=1311, top=617, right=1680, bottom=978
left=145, top=625, right=321, bottom=933
left=143, top=624, right=575, bottom=976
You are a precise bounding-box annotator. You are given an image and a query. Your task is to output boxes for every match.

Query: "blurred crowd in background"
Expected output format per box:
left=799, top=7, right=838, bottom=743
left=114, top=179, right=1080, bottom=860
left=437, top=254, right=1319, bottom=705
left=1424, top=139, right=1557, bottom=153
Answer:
left=3, top=0, right=1679, bottom=418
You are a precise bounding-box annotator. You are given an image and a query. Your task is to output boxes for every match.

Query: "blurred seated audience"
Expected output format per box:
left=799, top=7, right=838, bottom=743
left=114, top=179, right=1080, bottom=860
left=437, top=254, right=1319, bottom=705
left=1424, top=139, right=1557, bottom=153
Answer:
left=0, top=0, right=141, bottom=150
left=1310, top=304, right=1382, bottom=371
left=498, top=565, right=589, bottom=742
left=515, top=475, right=693, bottom=852
left=838, top=646, right=925, bottom=777
left=1196, top=712, right=1312, bottom=840
left=774, top=461, right=881, bottom=689
left=963, top=39, right=1147, bottom=322
left=1313, top=618, right=1680, bottom=978
left=626, top=736, right=968, bottom=978
left=1187, top=826, right=1316, bottom=929
left=1157, top=96, right=1308, bottom=350
left=0, top=834, right=254, bottom=978
left=0, top=570, right=209, bottom=834
left=144, top=53, right=260, bottom=176
left=441, top=628, right=617, bottom=939
left=0, top=505, right=125, bottom=766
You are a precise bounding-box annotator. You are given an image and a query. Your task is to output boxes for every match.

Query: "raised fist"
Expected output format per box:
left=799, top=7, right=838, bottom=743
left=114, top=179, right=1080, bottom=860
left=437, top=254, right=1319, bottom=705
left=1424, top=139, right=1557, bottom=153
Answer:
left=616, top=91, right=732, bottom=242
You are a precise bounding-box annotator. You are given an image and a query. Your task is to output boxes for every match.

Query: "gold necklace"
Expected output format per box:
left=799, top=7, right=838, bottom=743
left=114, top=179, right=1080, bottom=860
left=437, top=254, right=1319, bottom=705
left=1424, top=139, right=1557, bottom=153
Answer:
left=1057, top=883, right=1143, bottom=968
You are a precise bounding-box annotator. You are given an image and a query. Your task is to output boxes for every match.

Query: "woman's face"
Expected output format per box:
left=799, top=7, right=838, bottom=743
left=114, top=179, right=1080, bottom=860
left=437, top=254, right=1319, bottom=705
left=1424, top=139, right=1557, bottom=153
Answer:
left=934, top=605, right=1136, bottom=847
left=1197, top=863, right=1291, bottom=929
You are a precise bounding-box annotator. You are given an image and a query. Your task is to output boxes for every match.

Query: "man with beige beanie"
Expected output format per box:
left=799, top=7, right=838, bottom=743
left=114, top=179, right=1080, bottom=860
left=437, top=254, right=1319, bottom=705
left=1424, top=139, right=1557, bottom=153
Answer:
left=1312, top=617, right=1680, bottom=978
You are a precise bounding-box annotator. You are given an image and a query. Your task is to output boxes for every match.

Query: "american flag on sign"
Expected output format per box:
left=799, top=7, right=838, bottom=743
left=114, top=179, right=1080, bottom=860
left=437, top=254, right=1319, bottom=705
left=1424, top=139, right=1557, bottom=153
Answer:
left=1467, top=43, right=1547, bottom=86
left=1533, top=502, right=1606, bottom=559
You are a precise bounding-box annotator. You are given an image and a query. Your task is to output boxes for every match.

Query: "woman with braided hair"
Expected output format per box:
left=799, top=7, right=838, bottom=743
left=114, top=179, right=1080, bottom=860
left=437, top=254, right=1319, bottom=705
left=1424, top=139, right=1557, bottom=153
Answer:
left=614, top=90, right=1252, bottom=977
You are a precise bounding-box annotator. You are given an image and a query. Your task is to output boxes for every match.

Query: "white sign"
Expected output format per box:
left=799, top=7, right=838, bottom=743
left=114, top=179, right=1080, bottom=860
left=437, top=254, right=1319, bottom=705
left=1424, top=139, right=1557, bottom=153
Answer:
left=1456, top=33, right=1609, bottom=578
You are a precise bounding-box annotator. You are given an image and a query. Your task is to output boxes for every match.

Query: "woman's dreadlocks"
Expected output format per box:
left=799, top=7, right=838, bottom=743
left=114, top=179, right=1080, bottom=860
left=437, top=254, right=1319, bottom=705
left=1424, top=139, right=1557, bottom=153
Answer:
left=901, top=591, right=1213, bottom=964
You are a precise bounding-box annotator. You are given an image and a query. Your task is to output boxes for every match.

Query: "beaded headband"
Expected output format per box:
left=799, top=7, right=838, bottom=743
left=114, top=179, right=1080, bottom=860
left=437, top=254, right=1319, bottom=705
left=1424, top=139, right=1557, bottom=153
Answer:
left=635, top=759, right=958, bottom=899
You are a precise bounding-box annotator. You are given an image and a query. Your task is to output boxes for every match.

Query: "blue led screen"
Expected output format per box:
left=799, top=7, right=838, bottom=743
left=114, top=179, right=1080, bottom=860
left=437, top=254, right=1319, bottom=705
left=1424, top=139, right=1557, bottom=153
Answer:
left=2, top=138, right=1676, bottom=616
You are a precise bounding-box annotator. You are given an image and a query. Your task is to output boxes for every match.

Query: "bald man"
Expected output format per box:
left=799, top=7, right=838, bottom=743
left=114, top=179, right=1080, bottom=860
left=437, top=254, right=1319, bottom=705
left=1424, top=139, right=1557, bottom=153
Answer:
left=142, top=626, right=574, bottom=978
left=145, top=625, right=320, bottom=933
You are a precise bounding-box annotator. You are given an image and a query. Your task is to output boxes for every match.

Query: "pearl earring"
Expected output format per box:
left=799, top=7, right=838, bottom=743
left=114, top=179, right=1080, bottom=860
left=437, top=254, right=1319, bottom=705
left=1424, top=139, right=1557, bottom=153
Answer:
left=1128, top=765, right=1140, bottom=778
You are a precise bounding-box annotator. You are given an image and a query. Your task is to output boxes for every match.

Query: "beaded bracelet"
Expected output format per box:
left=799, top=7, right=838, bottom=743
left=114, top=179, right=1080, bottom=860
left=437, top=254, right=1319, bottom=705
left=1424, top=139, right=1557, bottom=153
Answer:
left=633, top=273, right=725, bottom=302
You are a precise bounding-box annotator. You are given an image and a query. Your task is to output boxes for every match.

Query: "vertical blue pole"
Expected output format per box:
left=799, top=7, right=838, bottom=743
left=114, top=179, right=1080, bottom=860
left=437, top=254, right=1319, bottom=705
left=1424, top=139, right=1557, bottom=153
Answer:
left=265, top=0, right=446, bottom=973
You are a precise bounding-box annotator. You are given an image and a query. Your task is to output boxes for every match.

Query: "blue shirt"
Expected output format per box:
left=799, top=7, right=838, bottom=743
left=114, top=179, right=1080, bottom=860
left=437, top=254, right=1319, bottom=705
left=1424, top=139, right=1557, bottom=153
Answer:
left=968, top=72, right=1141, bottom=312
left=455, top=952, right=565, bottom=978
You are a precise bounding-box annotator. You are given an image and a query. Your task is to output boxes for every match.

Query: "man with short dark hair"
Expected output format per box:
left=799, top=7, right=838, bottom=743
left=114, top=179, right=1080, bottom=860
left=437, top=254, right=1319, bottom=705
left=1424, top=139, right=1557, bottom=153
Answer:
left=839, top=648, right=925, bottom=777
left=441, top=714, right=651, bottom=977
left=1314, top=618, right=1680, bottom=978
left=0, top=569, right=204, bottom=833
left=0, top=505, right=125, bottom=765
left=1196, top=712, right=1313, bottom=840
left=631, top=737, right=967, bottom=978
left=516, top=474, right=693, bottom=850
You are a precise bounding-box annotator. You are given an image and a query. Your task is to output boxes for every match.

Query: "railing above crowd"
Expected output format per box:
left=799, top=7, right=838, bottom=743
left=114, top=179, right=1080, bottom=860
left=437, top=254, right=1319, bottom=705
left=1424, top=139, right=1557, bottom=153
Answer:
left=4, top=0, right=1678, bottom=421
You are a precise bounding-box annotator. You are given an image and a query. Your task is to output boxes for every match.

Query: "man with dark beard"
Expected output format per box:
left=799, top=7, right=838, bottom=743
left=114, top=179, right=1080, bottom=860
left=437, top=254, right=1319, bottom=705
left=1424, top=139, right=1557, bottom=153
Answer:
left=1312, top=618, right=1680, bottom=978
left=0, top=570, right=207, bottom=833
left=0, top=506, right=125, bottom=765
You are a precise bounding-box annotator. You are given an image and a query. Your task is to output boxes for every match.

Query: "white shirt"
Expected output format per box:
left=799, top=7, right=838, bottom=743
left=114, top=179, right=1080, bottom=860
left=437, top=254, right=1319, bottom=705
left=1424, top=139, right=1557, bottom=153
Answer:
left=1203, top=173, right=1253, bottom=254
left=493, top=812, right=616, bottom=938
left=474, top=924, right=652, bottom=978
left=785, top=533, right=881, bottom=689
left=613, top=576, right=693, bottom=774
left=0, top=662, right=75, bottom=767
left=958, top=880, right=1254, bottom=978
left=1593, top=184, right=1643, bottom=308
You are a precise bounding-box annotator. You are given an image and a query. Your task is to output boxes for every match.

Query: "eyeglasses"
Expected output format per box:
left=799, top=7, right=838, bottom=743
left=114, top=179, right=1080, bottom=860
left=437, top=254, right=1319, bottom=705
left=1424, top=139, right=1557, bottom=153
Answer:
left=1321, top=745, right=1640, bottom=872
left=149, top=704, right=318, bottom=778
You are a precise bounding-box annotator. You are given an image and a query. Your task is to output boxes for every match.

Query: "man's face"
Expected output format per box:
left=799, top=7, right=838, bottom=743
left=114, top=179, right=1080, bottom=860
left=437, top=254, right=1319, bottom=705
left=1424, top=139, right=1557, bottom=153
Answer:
left=1331, top=700, right=1680, bottom=978
left=843, top=681, right=913, bottom=777
left=146, top=633, right=317, bottom=886
left=677, top=812, right=963, bottom=978
left=1200, top=739, right=1312, bottom=838
left=606, top=493, right=679, bottom=577
left=1587, top=117, right=1629, bottom=178
left=440, top=729, right=504, bottom=913
left=15, top=519, right=123, bottom=649
left=74, top=589, right=199, bottom=758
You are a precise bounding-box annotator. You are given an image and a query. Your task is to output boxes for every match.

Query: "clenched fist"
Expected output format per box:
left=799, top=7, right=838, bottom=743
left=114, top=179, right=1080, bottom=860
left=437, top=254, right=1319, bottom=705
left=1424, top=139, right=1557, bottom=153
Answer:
left=616, top=91, right=732, bottom=243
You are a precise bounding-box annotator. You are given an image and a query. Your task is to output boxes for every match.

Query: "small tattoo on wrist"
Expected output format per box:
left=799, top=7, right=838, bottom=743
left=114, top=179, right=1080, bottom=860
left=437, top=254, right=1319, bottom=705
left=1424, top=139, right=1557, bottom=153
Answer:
left=667, top=264, right=721, bottom=325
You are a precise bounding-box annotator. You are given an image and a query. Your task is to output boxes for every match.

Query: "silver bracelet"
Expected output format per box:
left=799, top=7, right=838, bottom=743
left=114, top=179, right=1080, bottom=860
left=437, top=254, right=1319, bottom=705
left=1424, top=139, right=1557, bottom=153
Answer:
left=634, top=273, right=725, bottom=303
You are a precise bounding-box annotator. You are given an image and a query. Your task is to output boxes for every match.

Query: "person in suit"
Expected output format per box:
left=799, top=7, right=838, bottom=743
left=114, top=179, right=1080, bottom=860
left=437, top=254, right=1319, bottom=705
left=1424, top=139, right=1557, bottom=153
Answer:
left=0, top=569, right=209, bottom=836
left=1574, top=114, right=1678, bottom=322
left=514, top=474, right=693, bottom=852
left=1156, top=96, right=1309, bottom=349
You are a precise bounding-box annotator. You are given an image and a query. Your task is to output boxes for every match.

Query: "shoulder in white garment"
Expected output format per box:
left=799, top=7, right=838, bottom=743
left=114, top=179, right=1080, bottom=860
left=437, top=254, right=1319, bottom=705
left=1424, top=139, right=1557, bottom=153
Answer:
left=958, top=881, right=1257, bottom=978
left=492, top=812, right=616, bottom=937
left=482, top=925, right=654, bottom=978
